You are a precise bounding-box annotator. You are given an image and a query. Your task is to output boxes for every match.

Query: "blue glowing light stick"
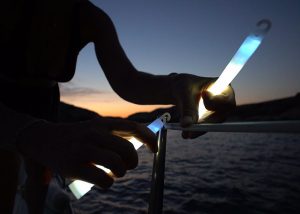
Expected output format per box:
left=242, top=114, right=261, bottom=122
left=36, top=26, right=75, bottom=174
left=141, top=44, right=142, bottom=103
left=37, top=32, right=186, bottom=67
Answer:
left=69, top=113, right=171, bottom=199
left=69, top=19, right=271, bottom=199
left=198, top=19, right=272, bottom=120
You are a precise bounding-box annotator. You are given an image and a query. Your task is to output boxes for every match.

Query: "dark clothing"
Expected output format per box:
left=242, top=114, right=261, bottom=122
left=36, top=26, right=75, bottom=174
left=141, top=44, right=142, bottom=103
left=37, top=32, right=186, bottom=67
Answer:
left=0, top=0, right=81, bottom=145
left=0, top=82, right=60, bottom=122
left=0, top=82, right=60, bottom=211
left=0, top=1, right=76, bottom=211
left=0, top=0, right=80, bottom=82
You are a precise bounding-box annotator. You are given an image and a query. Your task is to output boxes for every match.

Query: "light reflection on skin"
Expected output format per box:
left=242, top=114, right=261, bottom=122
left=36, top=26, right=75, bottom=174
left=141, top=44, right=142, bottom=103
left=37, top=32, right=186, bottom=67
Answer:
left=69, top=138, right=144, bottom=199
left=69, top=118, right=164, bottom=199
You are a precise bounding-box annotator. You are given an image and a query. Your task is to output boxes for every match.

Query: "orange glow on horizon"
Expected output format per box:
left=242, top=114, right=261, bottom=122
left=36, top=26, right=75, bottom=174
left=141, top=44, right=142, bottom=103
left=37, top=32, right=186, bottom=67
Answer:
left=60, top=92, right=260, bottom=118
left=60, top=94, right=170, bottom=118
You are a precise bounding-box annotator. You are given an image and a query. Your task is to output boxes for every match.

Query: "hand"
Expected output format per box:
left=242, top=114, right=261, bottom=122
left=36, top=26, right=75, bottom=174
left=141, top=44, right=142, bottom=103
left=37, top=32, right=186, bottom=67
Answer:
left=16, top=117, right=157, bottom=188
left=171, top=73, right=236, bottom=138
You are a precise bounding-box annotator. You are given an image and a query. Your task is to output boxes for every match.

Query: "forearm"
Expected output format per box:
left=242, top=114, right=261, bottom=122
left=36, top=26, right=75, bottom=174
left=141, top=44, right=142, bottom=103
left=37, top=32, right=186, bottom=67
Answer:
left=0, top=102, right=40, bottom=151
left=127, top=71, right=176, bottom=104
left=107, top=68, right=176, bottom=105
left=83, top=1, right=209, bottom=106
left=93, top=35, right=176, bottom=104
left=80, top=2, right=173, bottom=105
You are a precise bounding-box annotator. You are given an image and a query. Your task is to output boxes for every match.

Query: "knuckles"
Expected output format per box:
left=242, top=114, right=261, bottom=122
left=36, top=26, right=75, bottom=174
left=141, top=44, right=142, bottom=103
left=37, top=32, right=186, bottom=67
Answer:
left=127, top=150, right=138, bottom=170
left=99, top=176, right=114, bottom=189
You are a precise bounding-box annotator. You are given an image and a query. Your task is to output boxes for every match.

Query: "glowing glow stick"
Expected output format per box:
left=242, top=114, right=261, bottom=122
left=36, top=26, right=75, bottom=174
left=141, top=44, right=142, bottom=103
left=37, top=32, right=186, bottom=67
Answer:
left=69, top=114, right=170, bottom=199
left=198, top=19, right=271, bottom=121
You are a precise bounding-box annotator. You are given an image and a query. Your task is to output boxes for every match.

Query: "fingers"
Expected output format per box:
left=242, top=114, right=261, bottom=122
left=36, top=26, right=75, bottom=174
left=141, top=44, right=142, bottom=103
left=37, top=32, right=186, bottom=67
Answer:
left=177, top=89, right=200, bottom=127
left=83, top=146, right=126, bottom=177
left=202, top=87, right=236, bottom=112
left=112, top=122, right=157, bottom=153
left=87, top=132, right=138, bottom=170
left=94, top=118, right=157, bottom=153
left=171, top=75, right=216, bottom=128
left=175, top=80, right=235, bottom=139
left=73, top=164, right=113, bottom=189
left=130, top=123, right=158, bottom=153
left=111, top=119, right=157, bottom=151
left=203, top=111, right=228, bottom=123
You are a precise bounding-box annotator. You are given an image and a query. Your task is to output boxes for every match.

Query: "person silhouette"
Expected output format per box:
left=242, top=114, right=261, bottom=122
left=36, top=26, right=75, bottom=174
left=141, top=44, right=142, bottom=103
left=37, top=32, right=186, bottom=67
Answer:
left=0, top=0, right=235, bottom=213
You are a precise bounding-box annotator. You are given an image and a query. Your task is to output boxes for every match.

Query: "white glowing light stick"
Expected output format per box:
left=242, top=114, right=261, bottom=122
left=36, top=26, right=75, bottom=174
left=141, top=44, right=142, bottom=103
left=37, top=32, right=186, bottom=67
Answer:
left=69, top=114, right=170, bottom=199
left=198, top=20, right=271, bottom=121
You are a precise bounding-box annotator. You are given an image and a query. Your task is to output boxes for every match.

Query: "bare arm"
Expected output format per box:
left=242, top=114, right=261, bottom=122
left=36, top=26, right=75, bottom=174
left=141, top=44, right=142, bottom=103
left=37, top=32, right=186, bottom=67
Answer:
left=79, top=1, right=236, bottom=132
left=79, top=1, right=175, bottom=105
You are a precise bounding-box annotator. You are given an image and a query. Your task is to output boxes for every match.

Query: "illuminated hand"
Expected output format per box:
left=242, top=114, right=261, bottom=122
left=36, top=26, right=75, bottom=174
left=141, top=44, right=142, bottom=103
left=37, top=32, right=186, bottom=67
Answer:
left=16, top=117, right=156, bottom=188
left=171, top=73, right=236, bottom=138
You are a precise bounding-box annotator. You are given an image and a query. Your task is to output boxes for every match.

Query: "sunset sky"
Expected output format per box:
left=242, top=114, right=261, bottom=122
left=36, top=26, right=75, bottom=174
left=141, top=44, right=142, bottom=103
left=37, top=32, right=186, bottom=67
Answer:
left=60, top=0, right=300, bottom=117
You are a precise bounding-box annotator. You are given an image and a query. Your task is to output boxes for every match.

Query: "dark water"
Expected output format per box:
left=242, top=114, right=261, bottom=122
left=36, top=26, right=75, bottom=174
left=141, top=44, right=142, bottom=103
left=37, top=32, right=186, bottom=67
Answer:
left=71, top=132, right=300, bottom=214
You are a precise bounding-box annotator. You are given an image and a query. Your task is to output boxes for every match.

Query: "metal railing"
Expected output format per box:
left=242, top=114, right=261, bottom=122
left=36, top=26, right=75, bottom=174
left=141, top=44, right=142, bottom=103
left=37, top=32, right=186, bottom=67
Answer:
left=148, top=120, right=300, bottom=214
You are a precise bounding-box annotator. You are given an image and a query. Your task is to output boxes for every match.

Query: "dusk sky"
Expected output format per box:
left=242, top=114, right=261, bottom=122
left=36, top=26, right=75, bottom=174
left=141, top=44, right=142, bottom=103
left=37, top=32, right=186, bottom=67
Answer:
left=60, top=0, right=300, bottom=117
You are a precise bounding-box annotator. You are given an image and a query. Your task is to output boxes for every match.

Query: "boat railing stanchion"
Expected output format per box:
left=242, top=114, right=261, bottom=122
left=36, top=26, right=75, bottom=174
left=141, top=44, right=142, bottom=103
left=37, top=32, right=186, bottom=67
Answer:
left=148, top=125, right=168, bottom=214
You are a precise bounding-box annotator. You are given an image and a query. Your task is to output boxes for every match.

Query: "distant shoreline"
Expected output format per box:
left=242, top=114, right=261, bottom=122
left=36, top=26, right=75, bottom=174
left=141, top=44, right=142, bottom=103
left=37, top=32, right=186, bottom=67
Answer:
left=59, top=93, right=300, bottom=123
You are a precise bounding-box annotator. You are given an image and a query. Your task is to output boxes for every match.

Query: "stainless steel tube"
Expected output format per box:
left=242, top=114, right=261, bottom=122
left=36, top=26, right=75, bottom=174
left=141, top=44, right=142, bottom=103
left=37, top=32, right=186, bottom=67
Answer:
left=148, top=127, right=167, bottom=214
left=165, top=121, right=300, bottom=134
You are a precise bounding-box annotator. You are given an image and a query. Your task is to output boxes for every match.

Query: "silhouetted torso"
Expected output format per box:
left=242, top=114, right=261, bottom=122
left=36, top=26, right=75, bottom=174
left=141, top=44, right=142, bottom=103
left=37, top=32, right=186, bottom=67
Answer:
left=0, top=0, right=82, bottom=82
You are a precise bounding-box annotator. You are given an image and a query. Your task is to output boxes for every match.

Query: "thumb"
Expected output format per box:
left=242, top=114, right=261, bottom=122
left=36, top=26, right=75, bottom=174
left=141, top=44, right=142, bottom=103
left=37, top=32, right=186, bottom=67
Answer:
left=178, top=93, right=200, bottom=127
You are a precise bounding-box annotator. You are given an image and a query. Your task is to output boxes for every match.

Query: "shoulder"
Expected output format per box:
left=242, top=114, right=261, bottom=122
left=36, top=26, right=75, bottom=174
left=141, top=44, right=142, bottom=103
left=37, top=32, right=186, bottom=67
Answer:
left=78, top=0, right=116, bottom=42
left=79, top=0, right=112, bottom=24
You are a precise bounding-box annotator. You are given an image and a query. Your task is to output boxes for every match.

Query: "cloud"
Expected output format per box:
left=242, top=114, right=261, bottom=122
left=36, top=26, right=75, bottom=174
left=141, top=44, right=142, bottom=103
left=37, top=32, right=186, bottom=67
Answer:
left=59, top=83, right=106, bottom=97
